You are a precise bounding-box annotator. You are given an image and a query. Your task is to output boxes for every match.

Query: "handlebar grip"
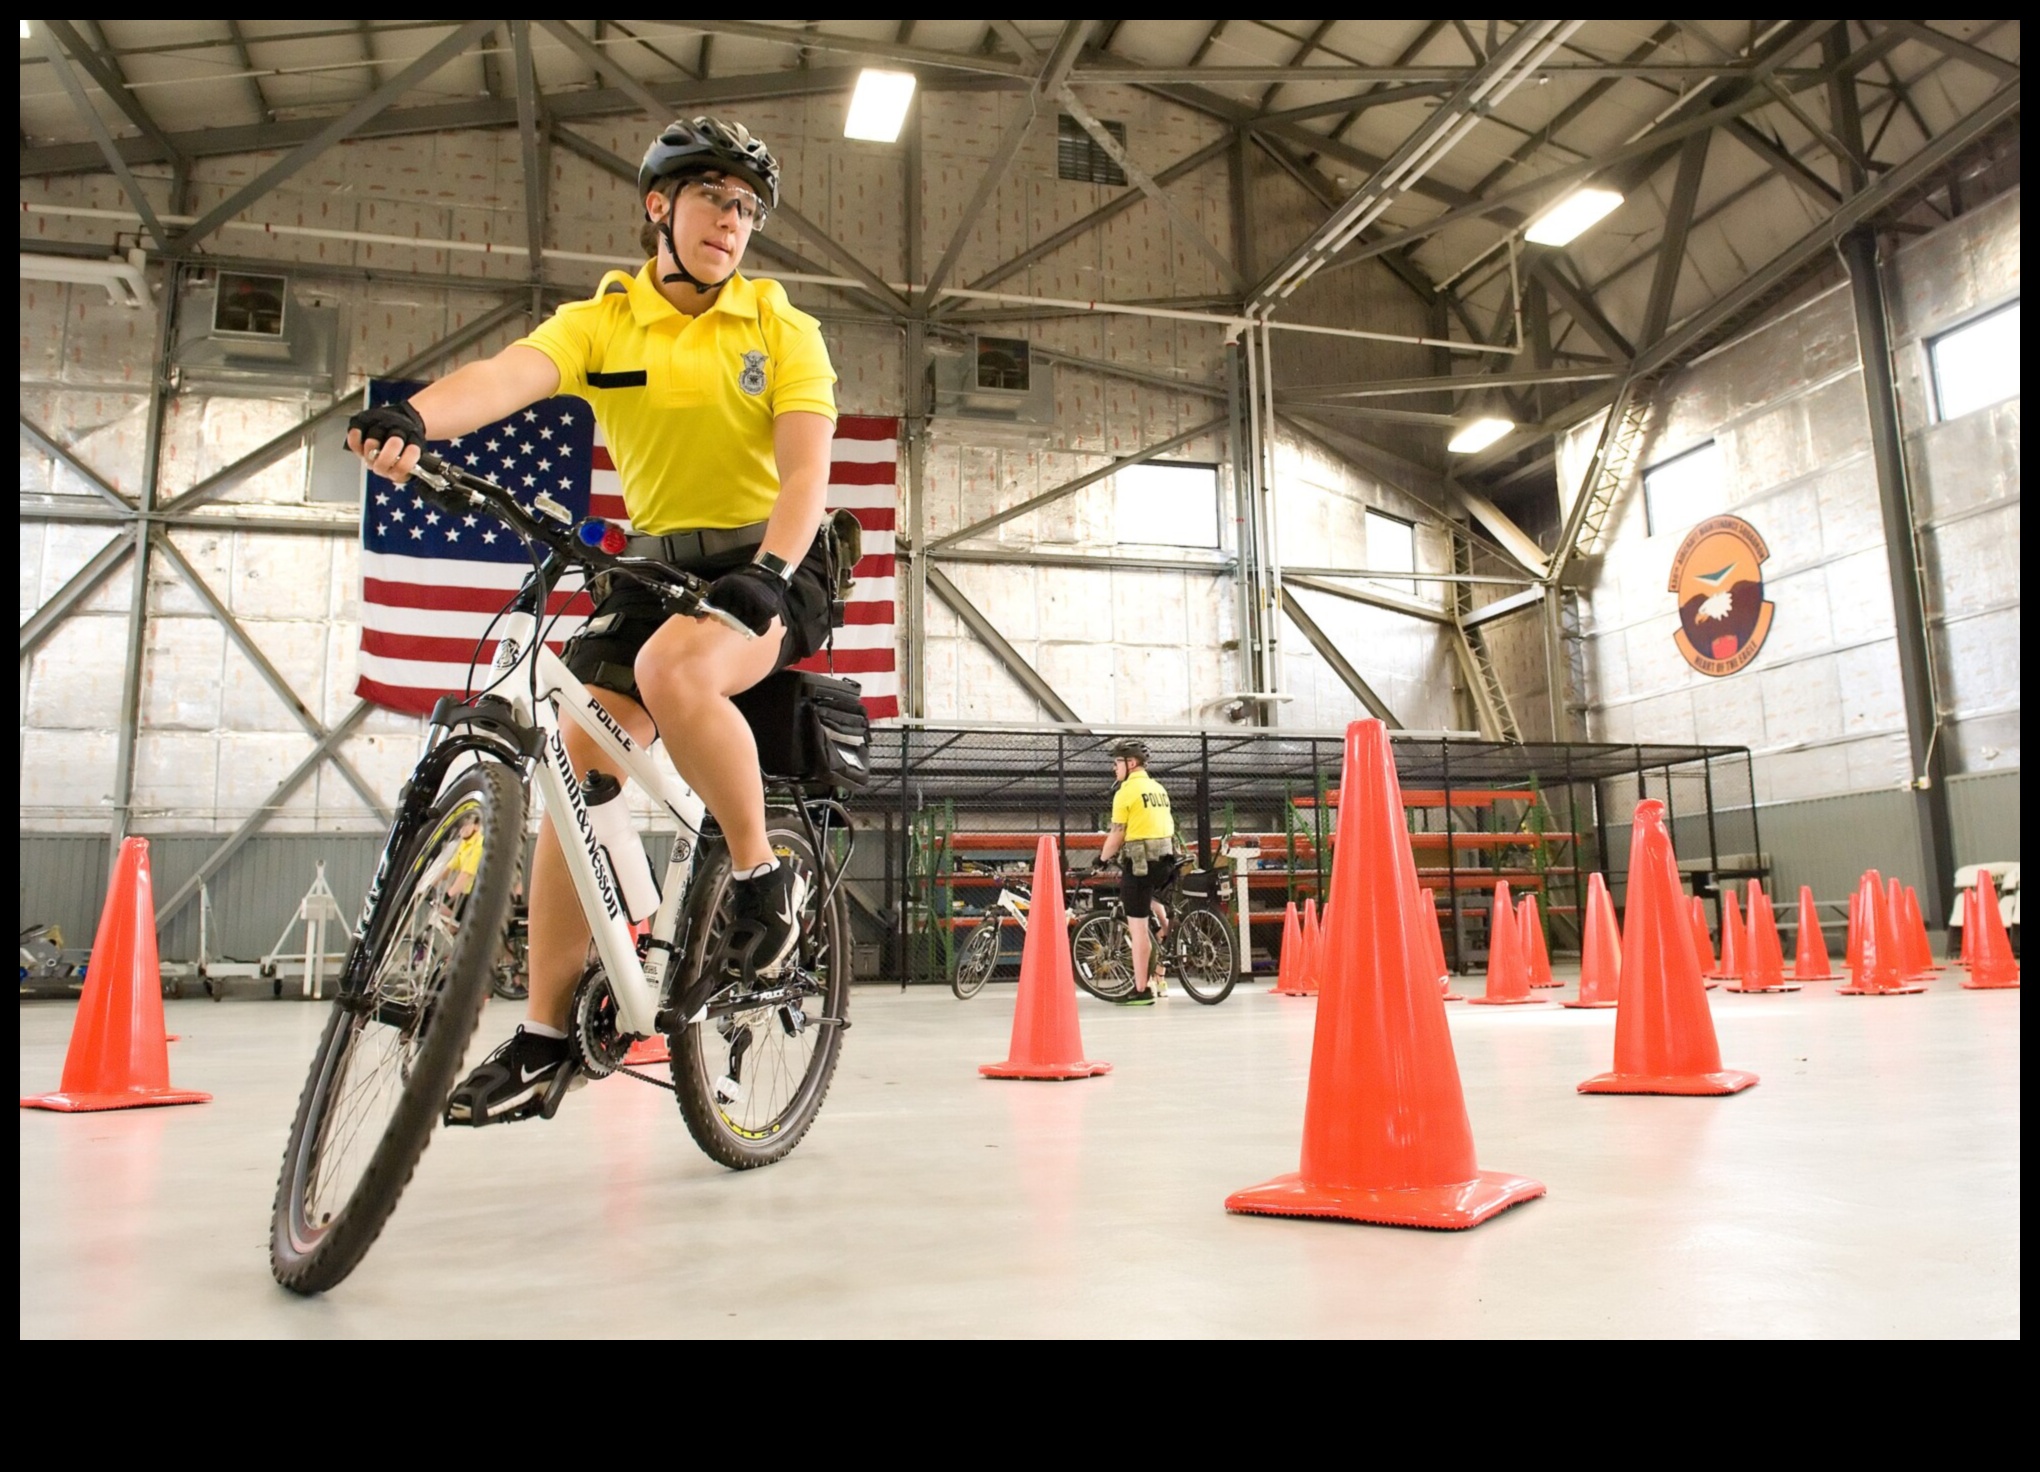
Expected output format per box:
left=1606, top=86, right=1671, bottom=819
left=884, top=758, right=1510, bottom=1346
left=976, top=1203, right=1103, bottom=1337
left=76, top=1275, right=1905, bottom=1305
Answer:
left=697, top=601, right=758, bottom=641
left=413, top=450, right=446, bottom=476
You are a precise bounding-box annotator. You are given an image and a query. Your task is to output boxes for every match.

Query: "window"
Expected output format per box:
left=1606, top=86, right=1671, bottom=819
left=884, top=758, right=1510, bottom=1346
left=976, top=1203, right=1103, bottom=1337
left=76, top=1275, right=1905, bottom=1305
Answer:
left=1114, top=461, right=1219, bottom=547
left=1930, top=301, right=2020, bottom=421
left=1364, top=509, right=1417, bottom=590
left=1642, top=440, right=1725, bottom=537
left=1058, top=113, right=1128, bottom=186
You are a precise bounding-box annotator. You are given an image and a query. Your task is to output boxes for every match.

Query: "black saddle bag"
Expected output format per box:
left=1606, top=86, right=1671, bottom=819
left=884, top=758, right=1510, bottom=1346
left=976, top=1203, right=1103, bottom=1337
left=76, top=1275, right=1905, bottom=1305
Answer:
left=732, top=669, right=873, bottom=792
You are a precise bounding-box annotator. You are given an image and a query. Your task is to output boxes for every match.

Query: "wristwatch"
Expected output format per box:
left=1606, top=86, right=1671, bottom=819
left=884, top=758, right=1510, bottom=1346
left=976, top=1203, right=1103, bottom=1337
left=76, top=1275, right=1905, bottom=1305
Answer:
left=755, top=550, right=794, bottom=583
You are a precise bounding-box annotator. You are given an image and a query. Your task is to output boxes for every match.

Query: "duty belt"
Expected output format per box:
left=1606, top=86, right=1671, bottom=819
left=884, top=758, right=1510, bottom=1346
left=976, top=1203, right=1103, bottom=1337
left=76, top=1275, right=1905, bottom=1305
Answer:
left=625, top=521, right=769, bottom=564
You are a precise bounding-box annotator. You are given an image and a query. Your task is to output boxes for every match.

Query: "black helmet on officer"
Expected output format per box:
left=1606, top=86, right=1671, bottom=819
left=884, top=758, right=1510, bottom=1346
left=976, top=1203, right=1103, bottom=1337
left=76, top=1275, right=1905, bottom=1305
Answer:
left=1108, top=738, right=1150, bottom=766
left=637, top=117, right=781, bottom=294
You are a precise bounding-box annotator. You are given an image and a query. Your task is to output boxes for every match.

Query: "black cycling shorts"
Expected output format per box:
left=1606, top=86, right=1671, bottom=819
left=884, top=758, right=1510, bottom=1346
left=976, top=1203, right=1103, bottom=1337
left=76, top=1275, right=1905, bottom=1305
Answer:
left=1120, top=853, right=1180, bottom=918
left=561, top=535, right=832, bottom=708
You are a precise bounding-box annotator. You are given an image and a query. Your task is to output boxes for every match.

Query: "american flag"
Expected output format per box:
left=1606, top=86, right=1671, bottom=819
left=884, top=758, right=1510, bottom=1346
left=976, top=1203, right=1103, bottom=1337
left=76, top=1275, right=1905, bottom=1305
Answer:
left=356, top=381, right=899, bottom=721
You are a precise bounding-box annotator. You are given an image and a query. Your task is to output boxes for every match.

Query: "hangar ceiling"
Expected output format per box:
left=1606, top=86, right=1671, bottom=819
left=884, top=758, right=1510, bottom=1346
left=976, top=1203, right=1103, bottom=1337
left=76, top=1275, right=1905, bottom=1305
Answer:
left=21, top=18, right=2020, bottom=497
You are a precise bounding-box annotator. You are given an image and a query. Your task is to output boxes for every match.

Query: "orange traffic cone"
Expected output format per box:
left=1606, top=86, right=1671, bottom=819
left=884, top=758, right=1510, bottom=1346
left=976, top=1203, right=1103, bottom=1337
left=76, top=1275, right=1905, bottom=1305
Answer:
left=1687, top=896, right=1720, bottom=988
left=1710, top=889, right=1746, bottom=980
left=1959, top=884, right=1976, bottom=968
left=1226, top=720, right=1544, bottom=1229
left=1565, top=872, right=1621, bottom=1008
left=1579, top=800, right=1757, bottom=1095
left=1425, top=890, right=1466, bottom=1002
left=1838, top=871, right=1927, bottom=996
left=981, top=837, right=1111, bottom=1080
left=1846, top=882, right=1866, bottom=973
left=22, top=838, right=211, bottom=1113
left=1900, top=885, right=1942, bottom=975
left=1724, top=882, right=1800, bottom=994
left=1793, top=886, right=1834, bottom=981
left=1470, top=880, right=1543, bottom=1005
left=1520, top=894, right=1560, bottom=986
left=1270, top=901, right=1315, bottom=997
left=1303, top=897, right=1325, bottom=992
left=1962, top=868, right=2020, bottom=990
left=1689, top=896, right=1714, bottom=969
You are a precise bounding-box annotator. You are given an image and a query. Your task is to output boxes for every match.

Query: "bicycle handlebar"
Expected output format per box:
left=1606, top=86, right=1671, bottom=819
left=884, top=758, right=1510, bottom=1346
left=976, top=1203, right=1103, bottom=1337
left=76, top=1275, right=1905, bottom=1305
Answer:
left=408, top=451, right=755, bottom=640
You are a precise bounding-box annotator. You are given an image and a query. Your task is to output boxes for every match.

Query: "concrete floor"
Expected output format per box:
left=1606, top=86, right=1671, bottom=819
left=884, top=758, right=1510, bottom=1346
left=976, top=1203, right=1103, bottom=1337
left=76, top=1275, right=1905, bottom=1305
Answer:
left=19, top=970, right=2020, bottom=1338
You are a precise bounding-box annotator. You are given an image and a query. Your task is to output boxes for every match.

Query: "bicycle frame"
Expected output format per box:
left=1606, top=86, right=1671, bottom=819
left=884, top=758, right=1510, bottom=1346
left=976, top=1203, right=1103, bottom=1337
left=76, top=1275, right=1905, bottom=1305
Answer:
left=458, top=602, right=707, bottom=1040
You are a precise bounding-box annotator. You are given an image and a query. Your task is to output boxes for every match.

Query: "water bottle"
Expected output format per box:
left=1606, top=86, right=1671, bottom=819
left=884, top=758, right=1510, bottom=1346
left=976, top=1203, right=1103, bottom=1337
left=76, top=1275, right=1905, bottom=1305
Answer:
left=581, top=770, right=659, bottom=922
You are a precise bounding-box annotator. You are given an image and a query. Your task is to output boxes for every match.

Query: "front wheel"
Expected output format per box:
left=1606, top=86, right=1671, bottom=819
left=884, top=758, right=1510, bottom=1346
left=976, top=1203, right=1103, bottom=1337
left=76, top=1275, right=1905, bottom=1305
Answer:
left=1173, top=906, right=1238, bottom=1004
left=952, top=917, right=1001, bottom=1000
left=270, top=761, right=523, bottom=1294
left=671, top=815, right=849, bottom=1169
left=1070, top=912, right=1135, bottom=1000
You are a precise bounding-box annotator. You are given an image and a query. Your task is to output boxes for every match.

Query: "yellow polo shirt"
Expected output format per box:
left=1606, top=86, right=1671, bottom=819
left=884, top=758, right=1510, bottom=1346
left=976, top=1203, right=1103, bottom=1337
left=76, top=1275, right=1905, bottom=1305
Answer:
left=517, top=265, right=837, bottom=533
left=1112, top=769, right=1175, bottom=842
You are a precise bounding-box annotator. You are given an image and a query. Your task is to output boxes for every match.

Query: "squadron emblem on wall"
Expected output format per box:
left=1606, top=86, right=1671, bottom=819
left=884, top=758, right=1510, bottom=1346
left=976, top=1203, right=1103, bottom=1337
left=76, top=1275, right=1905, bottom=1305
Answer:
left=1669, top=514, right=1775, bottom=677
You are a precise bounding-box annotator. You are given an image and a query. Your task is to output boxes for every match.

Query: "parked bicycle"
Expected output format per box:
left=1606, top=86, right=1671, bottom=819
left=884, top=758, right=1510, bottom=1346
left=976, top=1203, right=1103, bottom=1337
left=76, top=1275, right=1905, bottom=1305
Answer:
left=949, top=871, right=1094, bottom=1000
left=1070, top=863, right=1239, bottom=1005
left=270, top=452, right=859, bottom=1295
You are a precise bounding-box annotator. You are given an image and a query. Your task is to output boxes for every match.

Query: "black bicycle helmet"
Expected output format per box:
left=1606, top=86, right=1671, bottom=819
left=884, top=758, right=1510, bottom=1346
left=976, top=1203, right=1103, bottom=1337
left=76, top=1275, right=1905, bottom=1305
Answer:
left=1108, top=738, right=1150, bottom=763
left=638, top=116, right=781, bottom=212
left=639, top=117, right=780, bottom=295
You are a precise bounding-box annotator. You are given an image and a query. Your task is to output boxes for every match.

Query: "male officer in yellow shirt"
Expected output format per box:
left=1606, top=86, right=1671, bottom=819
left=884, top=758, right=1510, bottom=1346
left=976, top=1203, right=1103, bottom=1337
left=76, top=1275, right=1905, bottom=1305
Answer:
left=346, top=117, right=838, bottom=1125
left=1096, top=738, right=1181, bottom=1005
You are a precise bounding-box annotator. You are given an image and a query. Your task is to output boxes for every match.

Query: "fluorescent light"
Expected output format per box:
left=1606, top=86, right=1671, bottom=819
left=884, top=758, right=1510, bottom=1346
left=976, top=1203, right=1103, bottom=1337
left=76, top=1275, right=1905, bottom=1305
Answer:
left=21, top=21, right=31, bottom=38
left=844, top=69, right=916, bottom=143
left=1448, top=417, right=1514, bottom=454
left=1524, top=187, right=1624, bottom=246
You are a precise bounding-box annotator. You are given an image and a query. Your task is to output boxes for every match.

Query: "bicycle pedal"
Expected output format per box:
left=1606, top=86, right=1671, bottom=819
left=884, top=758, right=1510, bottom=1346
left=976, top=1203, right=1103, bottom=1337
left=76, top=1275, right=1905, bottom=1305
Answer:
left=537, top=1060, right=583, bottom=1120
left=713, top=1073, right=745, bottom=1106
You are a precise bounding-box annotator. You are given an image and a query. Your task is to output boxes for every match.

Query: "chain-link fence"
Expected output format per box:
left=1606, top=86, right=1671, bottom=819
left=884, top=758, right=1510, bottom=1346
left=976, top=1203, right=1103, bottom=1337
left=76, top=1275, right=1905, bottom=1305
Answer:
left=836, top=727, right=1756, bottom=985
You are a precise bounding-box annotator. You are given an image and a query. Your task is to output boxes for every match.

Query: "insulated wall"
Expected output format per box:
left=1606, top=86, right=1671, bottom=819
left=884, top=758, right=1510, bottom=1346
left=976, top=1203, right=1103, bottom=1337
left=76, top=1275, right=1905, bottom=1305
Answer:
left=1564, top=187, right=2021, bottom=804
left=21, top=88, right=1467, bottom=853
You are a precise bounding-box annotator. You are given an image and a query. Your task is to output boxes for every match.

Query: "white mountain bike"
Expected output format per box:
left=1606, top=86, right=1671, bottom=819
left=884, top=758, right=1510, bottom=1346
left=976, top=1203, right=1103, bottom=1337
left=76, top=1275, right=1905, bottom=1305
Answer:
left=271, top=452, right=856, bottom=1295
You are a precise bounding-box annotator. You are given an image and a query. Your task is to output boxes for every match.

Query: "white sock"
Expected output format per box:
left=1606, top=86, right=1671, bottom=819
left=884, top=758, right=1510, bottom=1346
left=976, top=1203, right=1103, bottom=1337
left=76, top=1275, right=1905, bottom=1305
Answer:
left=521, top=1020, right=567, bottom=1041
left=735, top=859, right=779, bottom=882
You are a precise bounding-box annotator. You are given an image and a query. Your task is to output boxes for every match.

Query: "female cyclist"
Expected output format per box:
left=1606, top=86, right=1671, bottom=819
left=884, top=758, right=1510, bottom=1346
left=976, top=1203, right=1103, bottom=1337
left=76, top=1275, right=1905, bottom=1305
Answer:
left=345, top=116, right=839, bottom=1125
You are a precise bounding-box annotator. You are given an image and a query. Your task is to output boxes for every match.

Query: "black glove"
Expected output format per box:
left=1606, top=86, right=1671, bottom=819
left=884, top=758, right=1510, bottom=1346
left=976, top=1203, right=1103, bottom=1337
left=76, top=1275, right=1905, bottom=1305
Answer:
left=705, top=562, right=789, bottom=636
left=347, top=398, right=428, bottom=453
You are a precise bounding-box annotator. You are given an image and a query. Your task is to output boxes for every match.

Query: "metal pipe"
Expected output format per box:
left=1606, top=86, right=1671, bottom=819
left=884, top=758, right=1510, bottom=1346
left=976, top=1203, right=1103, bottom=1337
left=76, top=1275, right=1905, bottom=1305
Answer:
left=1842, top=225, right=1956, bottom=922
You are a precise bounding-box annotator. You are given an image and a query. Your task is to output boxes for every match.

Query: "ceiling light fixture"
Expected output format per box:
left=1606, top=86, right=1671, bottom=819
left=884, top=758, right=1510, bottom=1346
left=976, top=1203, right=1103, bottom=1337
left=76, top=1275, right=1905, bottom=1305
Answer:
left=843, top=68, right=916, bottom=143
left=1448, top=417, right=1514, bottom=454
left=1524, top=187, right=1624, bottom=247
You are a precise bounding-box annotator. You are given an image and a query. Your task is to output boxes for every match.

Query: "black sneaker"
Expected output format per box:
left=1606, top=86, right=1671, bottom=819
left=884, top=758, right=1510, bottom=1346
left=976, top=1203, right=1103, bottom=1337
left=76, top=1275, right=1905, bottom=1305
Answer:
left=722, top=861, right=811, bottom=980
left=1115, top=988, right=1156, bottom=1007
left=444, top=1026, right=576, bottom=1126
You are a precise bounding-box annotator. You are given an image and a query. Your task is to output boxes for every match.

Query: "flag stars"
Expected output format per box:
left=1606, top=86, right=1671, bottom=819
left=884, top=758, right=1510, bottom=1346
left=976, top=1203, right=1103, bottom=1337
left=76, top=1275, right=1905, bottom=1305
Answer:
left=483, top=529, right=499, bottom=543
left=523, top=474, right=537, bottom=488
left=537, top=457, right=552, bottom=471
left=523, top=410, right=538, bottom=422
left=539, top=426, right=554, bottom=440
left=520, top=442, right=534, bottom=455
left=485, top=439, right=500, bottom=452
left=374, top=491, right=388, bottom=506
left=390, top=506, right=405, bottom=522
left=466, top=453, right=481, bottom=466
left=446, top=527, right=461, bottom=542
left=425, top=511, right=440, bottom=525
left=463, top=515, right=477, bottom=527
left=410, top=527, right=425, bottom=540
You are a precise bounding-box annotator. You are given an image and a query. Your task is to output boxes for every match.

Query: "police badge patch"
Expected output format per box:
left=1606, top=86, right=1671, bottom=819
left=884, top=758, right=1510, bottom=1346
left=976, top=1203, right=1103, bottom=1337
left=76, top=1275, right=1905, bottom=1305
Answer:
left=738, top=350, right=768, bottom=396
